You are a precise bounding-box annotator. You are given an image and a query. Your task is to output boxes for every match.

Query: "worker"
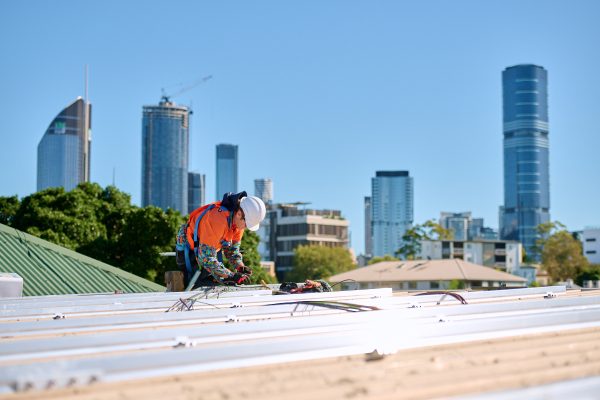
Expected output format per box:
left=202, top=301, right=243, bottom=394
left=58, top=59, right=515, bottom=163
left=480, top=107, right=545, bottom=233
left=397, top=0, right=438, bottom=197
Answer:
left=175, top=191, right=266, bottom=288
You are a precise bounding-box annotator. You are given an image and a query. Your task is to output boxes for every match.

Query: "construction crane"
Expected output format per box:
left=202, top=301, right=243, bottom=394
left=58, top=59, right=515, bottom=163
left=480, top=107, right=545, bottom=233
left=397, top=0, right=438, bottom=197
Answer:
left=161, top=75, right=212, bottom=103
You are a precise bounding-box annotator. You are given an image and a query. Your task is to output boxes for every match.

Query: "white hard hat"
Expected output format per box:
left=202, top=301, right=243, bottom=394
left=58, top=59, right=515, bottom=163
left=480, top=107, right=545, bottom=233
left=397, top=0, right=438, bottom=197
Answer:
left=240, top=196, right=266, bottom=231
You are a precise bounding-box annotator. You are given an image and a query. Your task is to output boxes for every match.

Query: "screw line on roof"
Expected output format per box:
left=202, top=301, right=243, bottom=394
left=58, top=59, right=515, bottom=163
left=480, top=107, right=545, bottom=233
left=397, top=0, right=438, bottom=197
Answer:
left=16, top=228, right=79, bottom=294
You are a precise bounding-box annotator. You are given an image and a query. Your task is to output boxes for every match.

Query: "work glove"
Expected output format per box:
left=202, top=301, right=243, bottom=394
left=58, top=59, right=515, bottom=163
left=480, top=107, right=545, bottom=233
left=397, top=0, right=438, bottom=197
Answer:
left=223, top=273, right=249, bottom=286
left=236, top=265, right=253, bottom=276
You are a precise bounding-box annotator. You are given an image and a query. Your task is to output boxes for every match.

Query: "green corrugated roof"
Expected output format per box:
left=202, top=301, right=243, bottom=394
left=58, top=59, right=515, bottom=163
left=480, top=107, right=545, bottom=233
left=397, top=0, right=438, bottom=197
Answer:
left=0, top=223, right=165, bottom=296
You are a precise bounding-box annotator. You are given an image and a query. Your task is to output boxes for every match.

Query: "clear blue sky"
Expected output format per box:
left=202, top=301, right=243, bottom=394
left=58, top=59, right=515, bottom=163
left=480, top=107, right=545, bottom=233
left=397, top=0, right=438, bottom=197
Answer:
left=1, top=0, right=599, bottom=255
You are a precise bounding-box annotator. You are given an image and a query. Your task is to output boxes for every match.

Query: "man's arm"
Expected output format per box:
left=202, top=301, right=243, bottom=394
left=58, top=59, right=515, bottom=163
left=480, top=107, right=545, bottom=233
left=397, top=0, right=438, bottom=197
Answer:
left=222, top=240, right=253, bottom=275
left=221, top=240, right=244, bottom=270
left=196, top=244, right=233, bottom=282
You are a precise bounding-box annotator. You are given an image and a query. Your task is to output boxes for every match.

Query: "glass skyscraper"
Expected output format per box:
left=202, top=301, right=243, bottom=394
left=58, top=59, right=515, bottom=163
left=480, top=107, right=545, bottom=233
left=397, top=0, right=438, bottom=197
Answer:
left=37, top=97, right=91, bottom=192
left=216, top=144, right=238, bottom=200
left=371, top=171, right=414, bottom=257
left=188, top=172, right=205, bottom=214
left=500, top=64, right=550, bottom=259
left=141, top=99, right=189, bottom=214
left=254, top=178, right=273, bottom=204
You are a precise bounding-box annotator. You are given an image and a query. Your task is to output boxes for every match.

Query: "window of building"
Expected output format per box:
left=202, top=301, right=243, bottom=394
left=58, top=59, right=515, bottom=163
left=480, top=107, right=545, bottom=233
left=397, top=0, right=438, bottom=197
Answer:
left=408, top=281, right=417, bottom=289
left=277, top=240, right=308, bottom=252
left=430, top=281, right=439, bottom=289
left=586, top=250, right=597, bottom=255
left=586, top=238, right=597, bottom=242
left=277, top=224, right=308, bottom=236
left=276, top=255, right=294, bottom=267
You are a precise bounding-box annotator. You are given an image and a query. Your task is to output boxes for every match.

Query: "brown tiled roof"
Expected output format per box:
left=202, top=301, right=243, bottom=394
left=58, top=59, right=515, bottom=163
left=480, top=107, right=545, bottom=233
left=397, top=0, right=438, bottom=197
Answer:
left=329, top=259, right=527, bottom=283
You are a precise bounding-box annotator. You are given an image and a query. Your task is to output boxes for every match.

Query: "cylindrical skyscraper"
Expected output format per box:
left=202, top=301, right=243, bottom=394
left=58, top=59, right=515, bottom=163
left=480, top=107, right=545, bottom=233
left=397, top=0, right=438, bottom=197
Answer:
left=141, top=98, right=189, bottom=214
left=500, top=64, right=550, bottom=259
left=254, top=178, right=273, bottom=204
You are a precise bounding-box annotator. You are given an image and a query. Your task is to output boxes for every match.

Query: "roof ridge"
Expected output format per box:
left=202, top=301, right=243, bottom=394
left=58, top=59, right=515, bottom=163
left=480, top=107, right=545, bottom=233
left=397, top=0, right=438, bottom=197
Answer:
left=455, top=258, right=468, bottom=280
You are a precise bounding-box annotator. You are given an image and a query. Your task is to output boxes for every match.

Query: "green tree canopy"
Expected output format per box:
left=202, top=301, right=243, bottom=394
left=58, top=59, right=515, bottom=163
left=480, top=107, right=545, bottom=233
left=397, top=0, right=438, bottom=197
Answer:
left=397, top=219, right=453, bottom=260
left=538, top=221, right=589, bottom=282
left=13, top=185, right=106, bottom=249
left=528, top=221, right=566, bottom=262
left=368, top=254, right=399, bottom=265
left=0, top=195, right=20, bottom=225
left=286, top=245, right=355, bottom=282
left=117, top=206, right=183, bottom=282
left=576, top=264, right=600, bottom=287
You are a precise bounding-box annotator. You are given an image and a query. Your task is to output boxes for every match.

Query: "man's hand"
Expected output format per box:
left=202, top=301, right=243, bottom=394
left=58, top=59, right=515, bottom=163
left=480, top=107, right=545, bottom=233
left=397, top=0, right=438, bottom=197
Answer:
left=236, top=265, right=253, bottom=276
left=223, top=273, right=249, bottom=286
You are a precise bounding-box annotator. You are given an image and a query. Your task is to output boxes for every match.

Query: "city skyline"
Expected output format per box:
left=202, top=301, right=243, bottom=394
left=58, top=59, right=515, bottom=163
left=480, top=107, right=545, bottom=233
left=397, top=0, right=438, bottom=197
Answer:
left=2, top=1, right=599, bottom=255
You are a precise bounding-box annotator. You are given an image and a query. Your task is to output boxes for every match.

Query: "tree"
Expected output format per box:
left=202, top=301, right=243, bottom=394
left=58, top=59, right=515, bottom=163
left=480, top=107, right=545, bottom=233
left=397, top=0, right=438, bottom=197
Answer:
left=286, top=245, right=355, bottom=282
left=13, top=184, right=109, bottom=250
left=0, top=195, right=20, bottom=225
left=116, top=206, right=183, bottom=282
left=368, top=255, right=399, bottom=265
left=396, top=219, right=453, bottom=260
left=239, top=230, right=277, bottom=284
left=448, top=279, right=465, bottom=290
left=529, top=221, right=566, bottom=262
left=538, top=222, right=589, bottom=282
left=576, top=264, right=600, bottom=287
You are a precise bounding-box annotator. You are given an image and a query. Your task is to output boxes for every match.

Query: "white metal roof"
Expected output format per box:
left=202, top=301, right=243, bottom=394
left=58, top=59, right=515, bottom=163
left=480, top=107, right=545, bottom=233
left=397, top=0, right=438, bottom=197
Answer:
left=0, top=285, right=599, bottom=399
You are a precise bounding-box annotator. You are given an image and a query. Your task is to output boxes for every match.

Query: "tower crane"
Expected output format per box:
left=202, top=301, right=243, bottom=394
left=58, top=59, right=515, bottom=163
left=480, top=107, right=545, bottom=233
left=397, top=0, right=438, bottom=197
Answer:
left=161, top=75, right=212, bottom=103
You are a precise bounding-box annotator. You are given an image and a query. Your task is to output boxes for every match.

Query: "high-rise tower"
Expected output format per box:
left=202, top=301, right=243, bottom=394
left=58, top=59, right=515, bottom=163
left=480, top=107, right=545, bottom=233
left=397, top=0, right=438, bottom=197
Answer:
left=254, top=178, right=273, bottom=204
left=364, top=196, right=373, bottom=257
left=37, top=97, right=91, bottom=191
left=500, top=64, right=550, bottom=259
left=141, top=98, right=189, bottom=214
left=188, top=172, right=206, bottom=214
left=371, top=171, right=414, bottom=257
left=216, top=144, right=238, bottom=200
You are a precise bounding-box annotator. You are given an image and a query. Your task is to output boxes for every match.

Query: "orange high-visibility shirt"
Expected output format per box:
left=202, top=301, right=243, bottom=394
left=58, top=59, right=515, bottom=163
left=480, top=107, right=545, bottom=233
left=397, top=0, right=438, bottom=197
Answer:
left=185, top=202, right=244, bottom=250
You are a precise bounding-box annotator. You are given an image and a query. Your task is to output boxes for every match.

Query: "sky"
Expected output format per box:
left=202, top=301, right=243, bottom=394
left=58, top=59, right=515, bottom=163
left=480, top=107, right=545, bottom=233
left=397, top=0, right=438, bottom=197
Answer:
left=1, top=0, right=599, bottom=255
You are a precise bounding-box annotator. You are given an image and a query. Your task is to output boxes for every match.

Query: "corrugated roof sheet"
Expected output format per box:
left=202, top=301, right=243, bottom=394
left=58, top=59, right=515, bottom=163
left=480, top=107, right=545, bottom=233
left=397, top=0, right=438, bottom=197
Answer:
left=1, top=285, right=599, bottom=399
left=0, top=223, right=164, bottom=296
left=329, top=259, right=528, bottom=283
